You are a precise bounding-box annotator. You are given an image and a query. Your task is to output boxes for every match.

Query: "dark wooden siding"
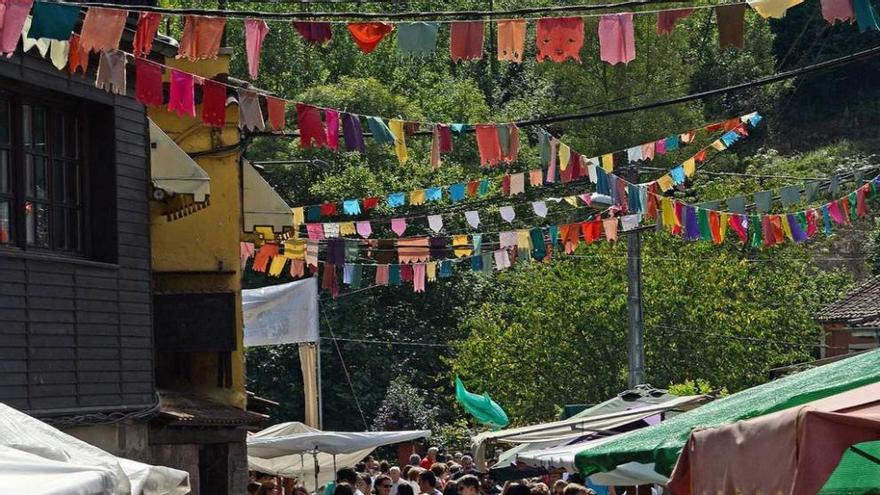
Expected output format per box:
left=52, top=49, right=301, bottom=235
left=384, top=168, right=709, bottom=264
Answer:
left=0, top=49, right=154, bottom=415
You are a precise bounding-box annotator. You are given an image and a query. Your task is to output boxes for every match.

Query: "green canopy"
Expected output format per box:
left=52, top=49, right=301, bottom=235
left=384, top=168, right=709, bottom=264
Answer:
left=575, top=349, right=880, bottom=478
left=456, top=377, right=509, bottom=429
left=820, top=441, right=880, bottom=494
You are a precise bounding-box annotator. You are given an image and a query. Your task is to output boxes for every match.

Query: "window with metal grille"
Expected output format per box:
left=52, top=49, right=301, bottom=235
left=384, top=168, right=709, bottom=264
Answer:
left=0, top=96, right=84, bottom=254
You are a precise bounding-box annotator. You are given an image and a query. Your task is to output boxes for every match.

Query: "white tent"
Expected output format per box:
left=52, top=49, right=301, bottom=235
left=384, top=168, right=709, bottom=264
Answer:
left=0, top=402, right=190, bottom=495
left=248, top=422, right=429, bottom=492
left=473, top=394, right=704, bottom=470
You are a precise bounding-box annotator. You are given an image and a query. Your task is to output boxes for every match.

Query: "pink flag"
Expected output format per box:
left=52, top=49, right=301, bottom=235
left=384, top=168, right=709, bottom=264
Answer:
left=391, top=218, right=407, bottom=237
left=325, top=109, right=340, bottom=150
left=168, top=69, right=196, bottom=118
left=245, top=19, right=269, bottom=80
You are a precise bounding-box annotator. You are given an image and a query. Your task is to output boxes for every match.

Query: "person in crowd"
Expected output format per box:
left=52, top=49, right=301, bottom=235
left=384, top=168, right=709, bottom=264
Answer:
left=398, top=482, right=416, bottom=495
left=448, top=464, right=461, bottom=479
left=380, top=461, right=391, bottom=475
left=356, top=462, right=368, bottom=473
left=453, top=452, right=463, bottom=463
left=562, top=484, right=596, bottom=495
left=442, top=479, right=458, bottom=495
left=375, top=474, right=393, bottom=495
left=418, top=469, right=443, bottom=495
left=389, top=466, right=403, bottom=495
left=456, top=474, right=481, bottom=495
left=407, top=466, right=424, bottom=493
left=452, top=455, right=477, bottom=480
left=421, top=448, right=439, bottom=469
left=409, top=453, right=422, bottom=468
left=338, top=468, right=360, bottom=486
left=335, top=483, right=357, bottom=495
left=480, top=473, right=502, bottom=495
left=502, top=482, right=531, bottom=495
left=259, top=481, right=280, bottom=495
left=248, top=481, right=262, bottom=495
left=552, top=480, right=568, bottom=495
left=430, top=462, right=448, bottom=485
left=531, top=482, right=550, bottom=495
left=294, top=487, right=310, bottom=495
left=358, top=472, right=374, bottom=495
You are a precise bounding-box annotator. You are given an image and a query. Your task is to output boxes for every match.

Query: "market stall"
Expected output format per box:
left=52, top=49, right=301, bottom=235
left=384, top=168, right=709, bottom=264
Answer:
left=247, top=422, right=429, bottom=491
left=668, top=381, right=880, bottom=495
left=473, top=385, right=706, bottom=473
left=573, top=348, right=880, bottom=487
left=0, top=403, right=190, bottom=495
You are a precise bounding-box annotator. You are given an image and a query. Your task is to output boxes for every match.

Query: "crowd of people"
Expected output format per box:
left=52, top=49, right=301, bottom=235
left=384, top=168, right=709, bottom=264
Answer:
left=249, top=447, right=599, bottom=495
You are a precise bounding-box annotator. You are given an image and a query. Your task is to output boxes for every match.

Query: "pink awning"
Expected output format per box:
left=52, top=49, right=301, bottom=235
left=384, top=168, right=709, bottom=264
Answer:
left=668, top=382, right=880, bottom=495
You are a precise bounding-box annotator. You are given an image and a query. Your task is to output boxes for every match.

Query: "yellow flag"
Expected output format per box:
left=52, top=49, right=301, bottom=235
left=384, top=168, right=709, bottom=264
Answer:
left=268, top=256, right=287, bottom=277
left=711, top=140, right=727, bottom=151
left=661, top=198, right=679, bottom=231
left=389, top=118, right=409, bottom=165
left=602, top=153, right=614, bottom=172
left=564, top=196, right=578, bottom=207
left=719, top=213, right=729, bottom=242
left=683, top=157, right=696, bottom=177
left=656, top=175, right=674, bottom=192
left=452, top=235, right=472, bottom=257
left=426, top=262, right=437, bottom=282
left=292, top=207, right=304, bottom=226
left=283, top=239, right=307, bottom=260
left=339, top=222, right=356, bottom=236
left=410, top=189, right=426, bottom=206
left=558, top=143, right=571, bottom=171
left=781, top=215, right=794, bottom=241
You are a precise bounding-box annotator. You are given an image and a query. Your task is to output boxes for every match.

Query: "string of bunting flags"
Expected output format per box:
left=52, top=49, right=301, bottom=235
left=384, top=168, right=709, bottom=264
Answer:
left=243, top=166, right=880, bottom=295
left=4, top=0, right=873, bottom=82
left=2, top=0, right=876, bottom=127
left=287, top=112, right=758, bottom=220
left=292, top=112, right=761, bottom=240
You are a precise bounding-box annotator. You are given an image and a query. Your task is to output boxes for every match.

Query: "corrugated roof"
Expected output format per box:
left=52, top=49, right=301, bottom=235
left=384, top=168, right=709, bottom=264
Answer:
left=816, top=275, right=880, bottom=324
left=157, top=390, right=268, bottom=427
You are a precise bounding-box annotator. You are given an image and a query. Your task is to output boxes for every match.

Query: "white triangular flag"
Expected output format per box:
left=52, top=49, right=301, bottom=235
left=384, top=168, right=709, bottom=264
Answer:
left=465, top=210, right=480, bottom=229
left=532, top=201, right=548, bottom=218
left=499, top=206, right=515, bottom=223
left=428, top=214, right=443, bottom=233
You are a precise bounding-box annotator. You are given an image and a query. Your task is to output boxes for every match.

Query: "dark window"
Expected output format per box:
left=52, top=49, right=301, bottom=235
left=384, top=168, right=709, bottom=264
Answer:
left=0, top=95, right=84, bottom=254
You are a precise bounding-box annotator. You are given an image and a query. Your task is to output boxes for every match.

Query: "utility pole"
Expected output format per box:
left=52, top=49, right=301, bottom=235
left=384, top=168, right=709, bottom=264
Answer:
left=624, top=164, right=646, bottom=388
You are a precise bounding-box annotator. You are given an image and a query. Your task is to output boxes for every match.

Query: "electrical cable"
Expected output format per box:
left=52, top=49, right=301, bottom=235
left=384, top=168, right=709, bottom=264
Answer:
left=320, top=336, right=454, bottom=347
left=319, top=300, right=370, bottom=429
left=649, top=324, right=843, bottom=349
left=249, top=43, right=880, bottom=138
left=55, top=0, right=717, bottom=21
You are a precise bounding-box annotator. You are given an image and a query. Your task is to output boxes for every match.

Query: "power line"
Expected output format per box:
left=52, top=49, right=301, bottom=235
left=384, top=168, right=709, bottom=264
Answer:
left=320, top=336, right=454, bottom=348
left=56, top=0, right=711, bottom=21
left=649, top=324, right=842, bottom=349
left=319, top=300, right=370, bottom=429
left=253, top=43, right=880, bottom=139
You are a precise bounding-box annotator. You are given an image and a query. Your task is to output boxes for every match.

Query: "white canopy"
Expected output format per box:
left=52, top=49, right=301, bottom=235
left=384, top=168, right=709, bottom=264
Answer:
left=149, top=120, right=211, bottom=203
left=473, top=394, right=704, bottom=470
left=0, top=402, right=190, bottom=495
left=243, top=160, right=293, bottom=234
left=248, top=428, right=430, bottom=459
left=248, top=422, right=429, bottom=492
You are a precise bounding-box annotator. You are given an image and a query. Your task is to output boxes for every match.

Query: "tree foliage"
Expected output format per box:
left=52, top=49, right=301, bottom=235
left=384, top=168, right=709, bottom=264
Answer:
left=165, top=0, right=879, bottom=429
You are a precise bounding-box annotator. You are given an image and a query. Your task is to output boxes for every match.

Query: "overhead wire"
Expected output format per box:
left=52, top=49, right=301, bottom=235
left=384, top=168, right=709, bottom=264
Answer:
left=56, top=0, right=719, bottom=21
left=248, top=43, right=880, bottom=137
left=319, top=300, right=370, bottom=429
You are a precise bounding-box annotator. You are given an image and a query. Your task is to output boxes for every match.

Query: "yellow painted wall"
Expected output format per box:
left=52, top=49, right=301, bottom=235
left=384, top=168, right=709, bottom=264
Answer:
left=149, top=51, right=245, bottom=409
